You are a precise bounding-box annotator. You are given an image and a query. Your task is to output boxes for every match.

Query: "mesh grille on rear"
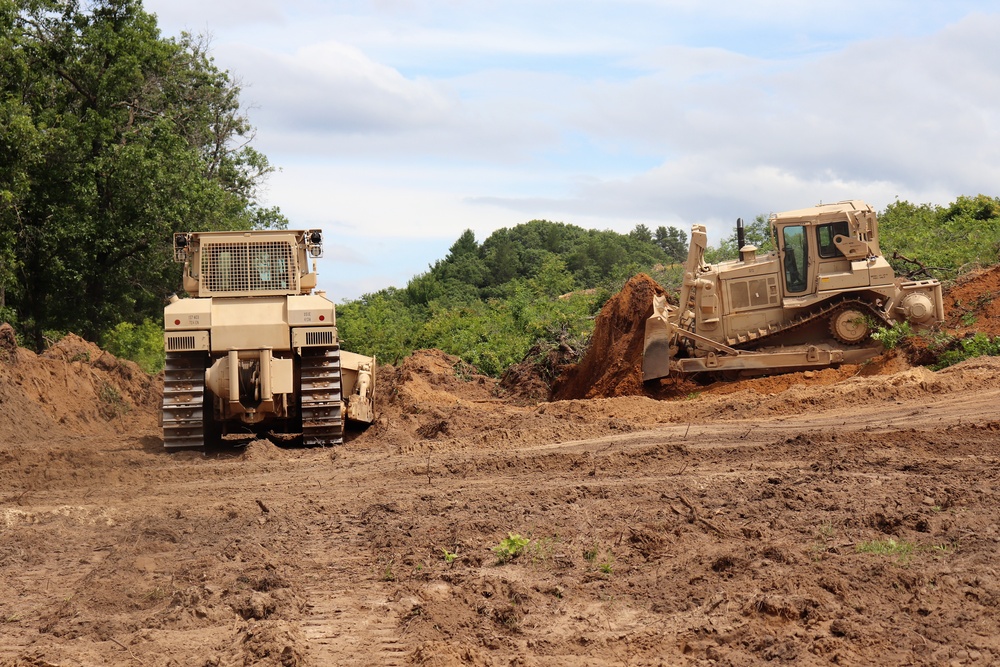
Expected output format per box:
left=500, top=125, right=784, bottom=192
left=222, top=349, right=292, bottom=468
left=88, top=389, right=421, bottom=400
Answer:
left=305, top=330, right=335, bottom=346
left=200, top=240, right=297, bottom=295
left=166, top=335, right=196, bottom=351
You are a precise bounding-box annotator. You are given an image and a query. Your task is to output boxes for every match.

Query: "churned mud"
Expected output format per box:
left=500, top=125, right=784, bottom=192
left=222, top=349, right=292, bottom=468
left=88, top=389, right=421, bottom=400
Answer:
left=2, top=270, right=1000, bottom=666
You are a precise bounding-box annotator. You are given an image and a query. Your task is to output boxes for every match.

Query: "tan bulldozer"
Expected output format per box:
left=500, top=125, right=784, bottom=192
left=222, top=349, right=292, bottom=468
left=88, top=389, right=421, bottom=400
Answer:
left=643, top=200, right=943, bottom=381
left=161, top=229, right=375, bottom=449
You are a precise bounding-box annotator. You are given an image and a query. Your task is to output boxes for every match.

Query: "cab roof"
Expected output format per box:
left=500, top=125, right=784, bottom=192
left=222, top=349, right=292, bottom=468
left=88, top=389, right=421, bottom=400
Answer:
left=770, top=200, right=874, bottom=224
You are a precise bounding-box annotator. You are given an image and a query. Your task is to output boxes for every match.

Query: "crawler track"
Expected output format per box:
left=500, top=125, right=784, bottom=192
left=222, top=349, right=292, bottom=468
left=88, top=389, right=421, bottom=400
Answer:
left=726, top=298, right=889, bottom=349
left=161, top=351, right=208, bottom=449
left=300, top=346, right=344, bottom=445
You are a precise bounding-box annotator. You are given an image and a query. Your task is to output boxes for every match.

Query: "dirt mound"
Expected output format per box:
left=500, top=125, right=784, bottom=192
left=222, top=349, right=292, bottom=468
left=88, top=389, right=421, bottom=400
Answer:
left=0, top=323, right=16, bottom=363
left=498, top=340, right=583, bottom=404
left=943, top=264, right=1000, bottom=335
left=352, top=349, right=508, bottom=451
left=0, top=330, right=159, bottom=443
left=391, top=349, right=497, bottom=410
left=551, top=274, right=665, bottom=400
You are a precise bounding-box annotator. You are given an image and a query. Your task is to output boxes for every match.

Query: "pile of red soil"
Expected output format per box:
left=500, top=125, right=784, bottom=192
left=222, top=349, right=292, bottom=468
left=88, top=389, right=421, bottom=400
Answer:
left=942, top=264, right=1000, bottom=335
left=551, top=274, right=676, bottom=400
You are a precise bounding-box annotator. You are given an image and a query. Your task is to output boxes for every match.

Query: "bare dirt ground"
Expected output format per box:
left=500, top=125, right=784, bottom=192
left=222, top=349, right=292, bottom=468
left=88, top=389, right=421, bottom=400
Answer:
left=3, top=269, right=1000, bottom=666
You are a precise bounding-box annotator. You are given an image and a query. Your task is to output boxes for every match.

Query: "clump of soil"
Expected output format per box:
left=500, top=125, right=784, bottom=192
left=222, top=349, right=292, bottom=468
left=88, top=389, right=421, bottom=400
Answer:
left=551, top=274, right=669, bottom=400
left=499, top=338, right=583, bottom=404
left=943, top=264, right=1000, bottom=335
left=0, top=322, right=17, bottom=363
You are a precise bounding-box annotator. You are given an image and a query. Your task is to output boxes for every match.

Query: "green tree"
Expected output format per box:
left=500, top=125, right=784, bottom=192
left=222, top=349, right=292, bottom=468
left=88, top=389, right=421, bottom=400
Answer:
left=0, top=0, right=285, bottom=346
left=481, top=229, right=521, bottom=287
left=879, top=195, right=1000, bottom=278
left=337, top=288, right=418, bottom=365
left=531, top=253, right=575, bottom=298
left=654, top=225, right=687, bottom=263
left=629, top=223, right=653, bottom=243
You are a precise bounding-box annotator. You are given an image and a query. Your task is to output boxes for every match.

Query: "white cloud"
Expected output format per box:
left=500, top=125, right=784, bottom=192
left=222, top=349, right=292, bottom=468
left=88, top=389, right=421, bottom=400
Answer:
left=226, top=41, right=455, bottom=134
left=146, top=0, right=287, bottom=30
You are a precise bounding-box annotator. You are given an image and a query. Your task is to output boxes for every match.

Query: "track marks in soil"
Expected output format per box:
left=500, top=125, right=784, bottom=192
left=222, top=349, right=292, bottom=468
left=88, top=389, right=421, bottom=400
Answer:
left=299, top=568, right=406, bottom=666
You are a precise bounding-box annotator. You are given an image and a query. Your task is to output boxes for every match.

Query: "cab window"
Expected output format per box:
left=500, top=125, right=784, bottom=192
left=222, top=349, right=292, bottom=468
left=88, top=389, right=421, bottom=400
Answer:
left=817, top=221, right=850, bottom=259
left=782, top=225, right=809, bottom=294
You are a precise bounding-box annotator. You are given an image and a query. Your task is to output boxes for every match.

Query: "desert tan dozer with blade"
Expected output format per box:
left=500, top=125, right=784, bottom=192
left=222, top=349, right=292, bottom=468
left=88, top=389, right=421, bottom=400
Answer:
left=161, top=229, right=375, bottom=449
left=643, top=200, right=944, bottom=381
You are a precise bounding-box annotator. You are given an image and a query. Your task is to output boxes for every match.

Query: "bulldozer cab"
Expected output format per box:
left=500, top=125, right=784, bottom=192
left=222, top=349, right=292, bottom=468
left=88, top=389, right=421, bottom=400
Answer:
left=771, top=201, right=880, bottom=301
left=174, top=230, right=322, bottom=297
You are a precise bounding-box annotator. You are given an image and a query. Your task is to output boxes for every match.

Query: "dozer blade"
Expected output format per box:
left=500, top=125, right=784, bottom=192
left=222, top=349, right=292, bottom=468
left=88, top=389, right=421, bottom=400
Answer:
left=642, top=314, right=673, bottom=382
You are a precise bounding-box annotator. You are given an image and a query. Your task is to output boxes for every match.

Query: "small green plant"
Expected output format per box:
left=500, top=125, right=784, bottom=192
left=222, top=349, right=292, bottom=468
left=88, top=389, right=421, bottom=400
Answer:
left=441, top=548, right=459, bottom=564
left=493, top=533, right=530, bottom=564
left=97, top=381, right=130, bottom=418
left=381, top=559, right=396, bottom=581
left=856, top=538, right=915, bottom=563
left=871, top=321, right=913, bottom=350
left=960, top=312, right=977, bottom=327
left=583, top=545, right=614, bottom=574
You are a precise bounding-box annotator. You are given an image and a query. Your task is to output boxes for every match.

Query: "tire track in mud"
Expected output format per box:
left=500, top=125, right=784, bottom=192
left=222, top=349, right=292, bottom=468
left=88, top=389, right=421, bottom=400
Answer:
left=295, top=522, right=408, bottom=665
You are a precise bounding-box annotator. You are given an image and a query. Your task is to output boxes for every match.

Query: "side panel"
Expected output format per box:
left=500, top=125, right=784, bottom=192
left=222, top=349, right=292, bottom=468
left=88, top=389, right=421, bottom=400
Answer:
left=817, top=259, right=870, bottom=291
left=719, top=260, right=781, bottom=341
left=287, top=294, right=336, bottom=326
left=165, top=298, right=212, bottom=330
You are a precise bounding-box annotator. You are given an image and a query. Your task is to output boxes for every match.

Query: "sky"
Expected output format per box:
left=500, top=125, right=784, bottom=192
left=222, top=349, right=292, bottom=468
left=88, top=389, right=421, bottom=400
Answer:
left=142, top=0, right=1000, bottom=301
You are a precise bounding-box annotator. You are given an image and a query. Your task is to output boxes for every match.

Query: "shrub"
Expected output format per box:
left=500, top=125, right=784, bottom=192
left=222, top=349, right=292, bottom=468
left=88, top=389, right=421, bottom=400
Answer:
left=101, top=319, right=165, bottom=374
left=933, top=332, right=1000, bottom=370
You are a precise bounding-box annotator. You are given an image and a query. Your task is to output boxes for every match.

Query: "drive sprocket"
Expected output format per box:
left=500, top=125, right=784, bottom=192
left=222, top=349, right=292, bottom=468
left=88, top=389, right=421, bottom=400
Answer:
left=829, top=307, right=871, bottom=345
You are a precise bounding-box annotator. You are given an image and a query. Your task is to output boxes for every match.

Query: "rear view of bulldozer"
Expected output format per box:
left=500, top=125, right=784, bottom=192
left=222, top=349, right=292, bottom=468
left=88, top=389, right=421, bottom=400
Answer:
left=643, top=200, right=944, bottom=381
left=161, top=229, right=375, bottom=449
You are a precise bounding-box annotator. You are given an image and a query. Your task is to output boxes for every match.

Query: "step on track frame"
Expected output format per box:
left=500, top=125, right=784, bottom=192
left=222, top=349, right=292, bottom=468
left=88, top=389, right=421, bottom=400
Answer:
left=162, top=351, right=209, bottom=449
left=300, top=346, right=344, bottom=446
